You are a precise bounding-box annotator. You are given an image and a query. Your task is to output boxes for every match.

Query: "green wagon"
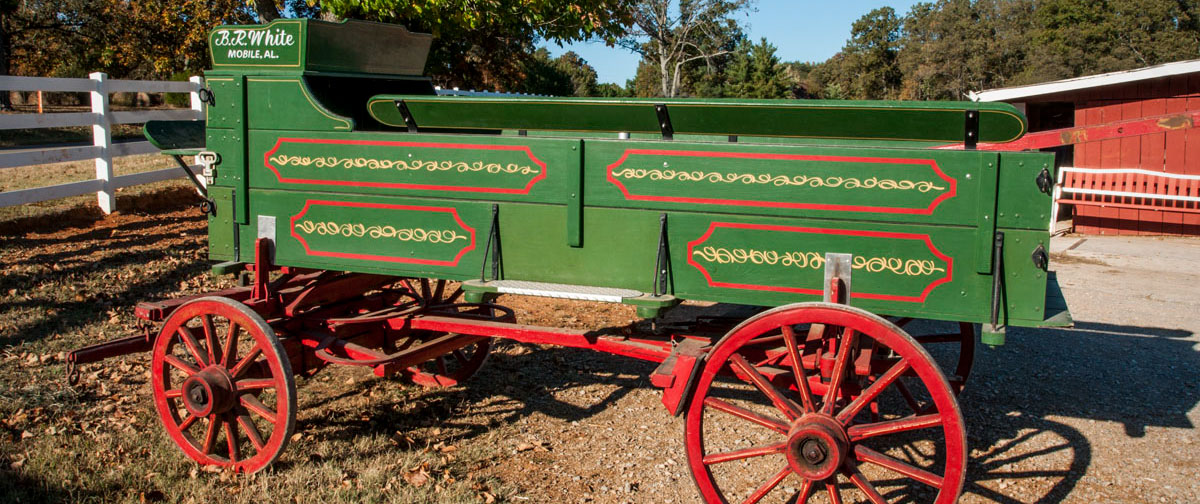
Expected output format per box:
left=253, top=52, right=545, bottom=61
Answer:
left=69, top=19, right=1071, bottom=504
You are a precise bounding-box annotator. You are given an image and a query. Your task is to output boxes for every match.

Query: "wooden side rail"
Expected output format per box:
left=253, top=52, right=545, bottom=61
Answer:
left=1051, top=167, right=1200, bottom=230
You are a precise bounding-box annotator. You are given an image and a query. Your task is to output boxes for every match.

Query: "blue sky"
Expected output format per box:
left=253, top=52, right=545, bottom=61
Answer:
left=547, top=0, right=920, bottom=85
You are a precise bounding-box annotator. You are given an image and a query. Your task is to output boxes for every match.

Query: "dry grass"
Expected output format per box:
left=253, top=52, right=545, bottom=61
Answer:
left=0, top=202, right=516, bottom=503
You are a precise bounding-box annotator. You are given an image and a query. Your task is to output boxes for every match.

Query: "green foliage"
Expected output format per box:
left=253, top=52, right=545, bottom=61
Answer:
left=620, top=0, right=755, bottom=97
left=807, top=0, right=1200, bottom=101
left=320, top=0, right=632, bottom=91
left=723, top=38, right=790, bottom=99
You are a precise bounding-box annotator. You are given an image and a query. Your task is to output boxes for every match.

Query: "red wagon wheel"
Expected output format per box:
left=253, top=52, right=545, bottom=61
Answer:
left=151, top=297, right=297, bottom=473
left=685, top=302, right=966, bottom=504
left=400, top=301, right=511, bottom=388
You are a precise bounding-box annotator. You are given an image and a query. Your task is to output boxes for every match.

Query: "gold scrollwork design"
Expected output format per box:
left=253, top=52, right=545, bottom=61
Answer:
left=295, top=220, right=467, bottom=244
left=270, top=155, right=537, bottom=176
left=612, top=168, right=945, bottom=193
left=691, top=246, right=945, bottom=277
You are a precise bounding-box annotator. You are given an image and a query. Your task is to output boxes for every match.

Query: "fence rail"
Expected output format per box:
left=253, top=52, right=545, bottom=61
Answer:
left=0, top=72, right=205, bottom=213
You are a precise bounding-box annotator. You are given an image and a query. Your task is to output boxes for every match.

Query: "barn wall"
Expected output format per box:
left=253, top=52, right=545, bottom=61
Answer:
left=1069, top=75, right=1200, bottom=235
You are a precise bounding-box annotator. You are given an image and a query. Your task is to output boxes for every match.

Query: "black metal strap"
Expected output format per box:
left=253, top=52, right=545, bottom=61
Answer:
left=989, top=232, right=1004, bottom=330
left=171, top=154, right=208, bottom=197
left=655, top=104, right=674, bottom=141
left=653, top=213, right=670, bottom=296
left=964, top=109, right=979, bottom=150
left=480, top=204, right=501, bottom=281
left=394, top=99, right=418, bottom=133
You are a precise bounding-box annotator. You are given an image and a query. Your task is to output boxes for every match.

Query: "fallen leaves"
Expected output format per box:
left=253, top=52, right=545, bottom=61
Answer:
left=403, top=464, right=431, bottom=487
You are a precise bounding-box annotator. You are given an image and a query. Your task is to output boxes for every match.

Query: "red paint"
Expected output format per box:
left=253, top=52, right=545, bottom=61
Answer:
left=289, top=200, right=476, bottom=267
left=263, top=138, right=547, bottom=194
left=605, top=149, right=956, bottom=215
left=685, top=221, right=953, bottom=303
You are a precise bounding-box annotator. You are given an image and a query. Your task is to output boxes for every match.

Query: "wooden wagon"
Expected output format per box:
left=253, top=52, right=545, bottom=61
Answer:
left=68, top=19, right=1072, bottom=504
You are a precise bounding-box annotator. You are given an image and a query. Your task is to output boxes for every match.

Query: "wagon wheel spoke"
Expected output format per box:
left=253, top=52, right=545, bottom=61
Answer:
left=236, top=410, right=267, bottom=452
left=229, top=345, right=263, bottom=378
left=825, top=481, right=843, bottom=504
left=178, top=412, right=197, bottom=431
left=431, top=280, right=445, bottom=302
left=164, top=355, right=199, bottom=375
left=444, top=286, right=464, bottom=303
left=223, top=414, right=240, bottom=463
left=701, top=442, right=787, bottom=465
left=894, top=379, right=926, bottom=414
left=419, top=278, right=432, bottom=303
left=436, top=356, right=448, bottom=376
left=703, top=397, right=789, bottom=434
left=790, top=479, right=814, bottom=504
left=202, top=314, right=220, bottom=366
left=729, top=354, right=803, bottom=420
left=742, top=465, right=791, bottom=504
left=847, top=462, right=889, bottom=504
left=822, top=328, right=858, bottom=415
left=235, top=378, right=276, bottom=392
left=202, top=415, right=219, bottom=455
left=781, top=325, right=816, bottom=413
left=164, top=388, right=183, bottom=399
left=847, top=413, right=944, bottom=442
left=221, top=321, right=239, bottom=369
left=239, top=394, right=277, bottom=425
left=177, top=326, right=207, bottom=367
left=836, top=358, right=910, bottom=424
left=855, top=444, right=944, bottom=487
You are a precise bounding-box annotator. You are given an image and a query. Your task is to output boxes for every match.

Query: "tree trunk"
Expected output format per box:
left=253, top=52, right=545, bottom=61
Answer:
left=0, top=15, right=12, bottom=111
left=658, top=46, right=671, bottom=97
left=253, top=0, right=280, bottom=22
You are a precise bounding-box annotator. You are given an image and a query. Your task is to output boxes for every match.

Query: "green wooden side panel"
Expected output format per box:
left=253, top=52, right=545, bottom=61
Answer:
left=368, top=95, right=1027, bottom=144
left=246, top=131, right=576, bottom=204
left=582, top=139, right=997, bottom=227
left=144, top=120, right=205, bottom=151
left=204, top=76, right=244, bottom=130
left=208, top=19, right=431, bottom=75
left=999, top=229, right=1051, bottom=327
left=207, top=186, right=237, bottom=261
left=246, top=78, right=353, bottom=131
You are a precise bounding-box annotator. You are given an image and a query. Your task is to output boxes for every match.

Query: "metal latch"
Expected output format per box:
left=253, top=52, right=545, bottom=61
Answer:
left=197, top=151, right=221, bottom=185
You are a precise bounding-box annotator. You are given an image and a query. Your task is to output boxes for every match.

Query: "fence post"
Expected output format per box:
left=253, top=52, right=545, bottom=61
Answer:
left=189, top=75, right=205, bottom=120
left=90, top=72, right=115, bottom=214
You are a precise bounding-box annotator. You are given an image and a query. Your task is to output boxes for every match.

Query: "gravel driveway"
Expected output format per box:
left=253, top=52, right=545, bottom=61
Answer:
left=467, top=234, right=1200, bottom=503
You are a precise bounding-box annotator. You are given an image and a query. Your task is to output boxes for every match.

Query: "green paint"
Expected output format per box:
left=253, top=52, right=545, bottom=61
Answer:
left=207, top=186, right=236, bottom=261
left=246, top=78, right=352, bottom=131
left=369, top=95, right=1027, bottom=144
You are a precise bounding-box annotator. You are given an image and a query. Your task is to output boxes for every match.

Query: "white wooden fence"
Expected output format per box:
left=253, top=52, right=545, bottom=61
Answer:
left=0, top=73, right=205, bottom=213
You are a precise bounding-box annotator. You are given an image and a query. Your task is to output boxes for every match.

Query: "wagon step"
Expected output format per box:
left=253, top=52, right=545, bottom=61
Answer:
left=460, top=279, right=679, bottom=318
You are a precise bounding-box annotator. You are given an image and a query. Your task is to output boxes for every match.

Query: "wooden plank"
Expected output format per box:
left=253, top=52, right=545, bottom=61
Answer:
left=0, top=145, right=99, bottom=170
left=110, top=109, right=198, bottom=125
left=111, top=165, right=200, bottom=189
left=110, top=140, right=160, bottom=157
left=0, top=178, right=103, bottom=208
left=106, top=79, right=198, bottom=93
left=0, top=75, right=96, bottom=93
left=0, top=112, right=96, bottom=130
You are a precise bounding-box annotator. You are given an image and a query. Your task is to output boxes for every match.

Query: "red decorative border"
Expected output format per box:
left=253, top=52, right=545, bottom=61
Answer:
left=265, top=138, right=547, bottom=194
left=289, top=200, right=476, bottom=267
left=685, top=222, right=953, bottom=303
left=606, top=149, right=956, bottom=215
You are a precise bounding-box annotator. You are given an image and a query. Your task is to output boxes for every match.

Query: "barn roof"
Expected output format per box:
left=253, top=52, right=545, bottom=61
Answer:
left=969, top=59, right=1200, bottom=102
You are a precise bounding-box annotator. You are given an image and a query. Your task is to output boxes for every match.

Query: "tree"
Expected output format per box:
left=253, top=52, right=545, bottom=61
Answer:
left=843, top=6, right=903, bottom=99
left=318, top=0, right=633, bottom=91
left=618, top=0, right=755, bottom=97
left=723, top=38, right=789, bottom=98
left=555, top=51, right=600, bottom=97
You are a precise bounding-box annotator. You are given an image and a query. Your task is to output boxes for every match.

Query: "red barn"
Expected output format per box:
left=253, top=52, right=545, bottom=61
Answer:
left=971, top=60, right=1200, bottom=236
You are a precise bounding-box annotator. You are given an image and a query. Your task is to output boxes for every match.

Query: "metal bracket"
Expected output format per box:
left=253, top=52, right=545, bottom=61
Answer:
left=1031, top=243, right=1048, bottom=271
left=197, top=151, right=221, bottom=186
left=257, top=215, right=276, bottom=263
left=480, top=204, right=501, bottom=281
left=655, top=104, right=674, bottom=141
left=1036, top=166, right=1053, bottom=194
left=989, top=232, right=1005, bottom=331
left=171, top=154, right=208, bottom=198
left=964, top=109, right=979, bottom=150
left=197, top=87, right=214, bottom=105
left=823, top=253, right=852, bottom=304
left=394, top=99, right=418, bottom=133
left=652, top=213, right=670, bottom=296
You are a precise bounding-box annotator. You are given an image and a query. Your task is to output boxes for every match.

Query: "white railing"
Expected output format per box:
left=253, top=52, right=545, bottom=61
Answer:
left=0, top=72, right=205, bottom=213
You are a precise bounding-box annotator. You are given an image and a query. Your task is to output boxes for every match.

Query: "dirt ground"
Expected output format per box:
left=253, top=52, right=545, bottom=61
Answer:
left=2, top=200, right=1198, bottom=503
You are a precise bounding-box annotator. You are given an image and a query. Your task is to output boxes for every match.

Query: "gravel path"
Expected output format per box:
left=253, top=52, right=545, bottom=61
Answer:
left=465, top=235, right=1200, bottom=503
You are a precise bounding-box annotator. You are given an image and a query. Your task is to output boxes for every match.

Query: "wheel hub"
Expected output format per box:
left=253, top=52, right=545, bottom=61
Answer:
left=181, top=366, right=237, bottom=418
left=786, top=413, right=849, bottom=481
